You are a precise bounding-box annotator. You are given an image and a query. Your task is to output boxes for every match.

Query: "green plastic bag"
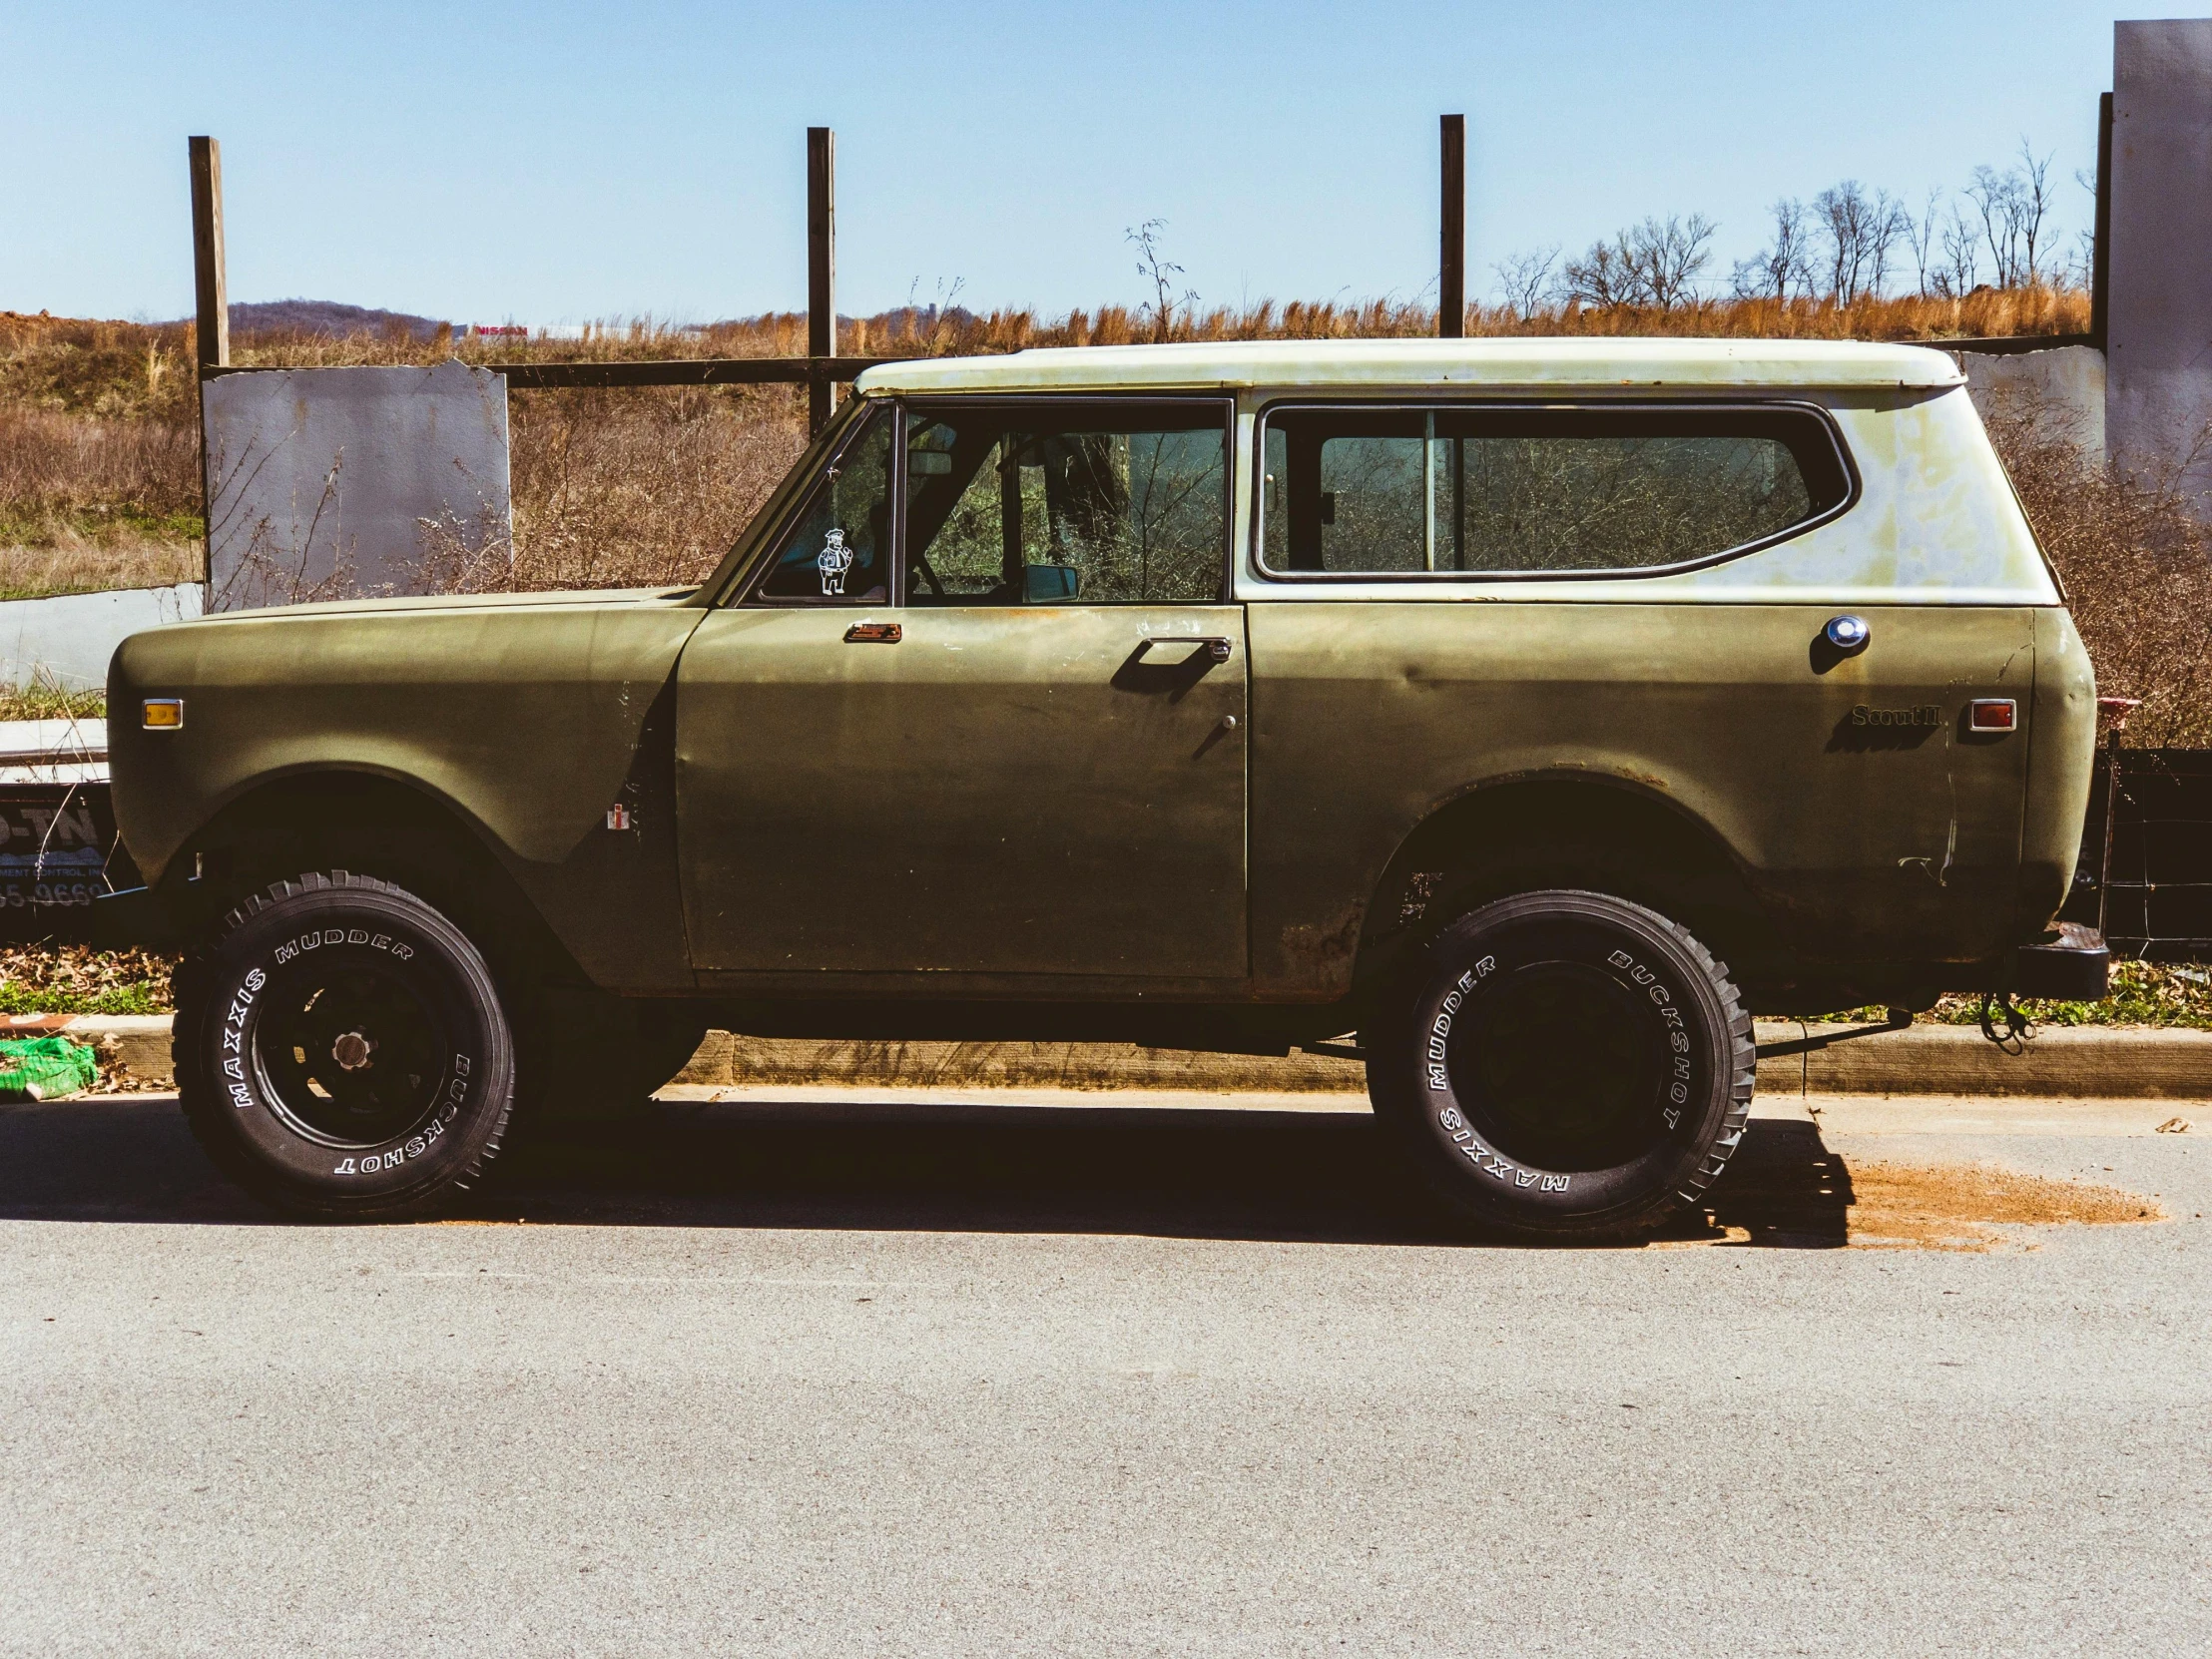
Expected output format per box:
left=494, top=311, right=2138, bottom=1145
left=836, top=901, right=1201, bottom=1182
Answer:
left=0, top=1036, right=99, bottom=1102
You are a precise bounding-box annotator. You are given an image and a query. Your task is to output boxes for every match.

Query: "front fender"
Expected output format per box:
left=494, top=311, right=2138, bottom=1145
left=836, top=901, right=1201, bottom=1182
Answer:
left=107, top=599, right=707, bottom=989
left=108, top=599, right=703, bottom=885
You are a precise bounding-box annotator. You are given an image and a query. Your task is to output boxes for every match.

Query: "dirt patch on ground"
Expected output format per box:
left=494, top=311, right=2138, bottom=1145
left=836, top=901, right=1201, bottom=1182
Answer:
left=1838, top=1161, right=2165, bottom=1251
left=1654, top=1122, right=2168, bottom=1250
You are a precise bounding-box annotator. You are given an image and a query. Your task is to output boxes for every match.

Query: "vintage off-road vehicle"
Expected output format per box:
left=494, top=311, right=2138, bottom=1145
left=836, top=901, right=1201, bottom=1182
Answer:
left=106, top=338, right=2105, bottom=1238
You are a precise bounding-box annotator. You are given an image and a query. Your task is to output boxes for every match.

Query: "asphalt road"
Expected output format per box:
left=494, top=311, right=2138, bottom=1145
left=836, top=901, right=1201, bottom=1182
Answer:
left=2, top=1089, right=2207, bottom=1657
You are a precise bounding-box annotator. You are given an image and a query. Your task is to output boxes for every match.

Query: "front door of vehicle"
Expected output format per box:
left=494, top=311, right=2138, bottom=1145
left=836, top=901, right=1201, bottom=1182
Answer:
left=676, top=396, right=1248, bottom=983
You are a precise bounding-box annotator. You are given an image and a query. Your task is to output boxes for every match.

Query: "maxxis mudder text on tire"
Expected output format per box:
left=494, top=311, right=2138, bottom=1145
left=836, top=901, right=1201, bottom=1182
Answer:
left=175, top=871, right=516, bottom=1222
left=1366, top=888, right=1755, bottom=1243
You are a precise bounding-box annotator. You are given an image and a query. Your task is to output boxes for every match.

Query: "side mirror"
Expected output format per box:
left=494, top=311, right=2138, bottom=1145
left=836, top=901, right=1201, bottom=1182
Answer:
left=908, top=450, right=953, bottom=477
left=1024, top=564, right=1081, bottom=603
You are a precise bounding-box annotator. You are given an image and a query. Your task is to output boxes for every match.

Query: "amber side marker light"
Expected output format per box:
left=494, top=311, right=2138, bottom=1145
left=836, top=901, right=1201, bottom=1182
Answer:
left=142, top=699, right=185, bottom=731
left=1967, top=699, right=2017, bottom=734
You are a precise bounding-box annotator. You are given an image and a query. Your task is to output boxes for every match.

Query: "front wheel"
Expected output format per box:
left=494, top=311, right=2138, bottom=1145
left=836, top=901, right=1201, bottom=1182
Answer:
left=1367, top=889, right=1754, bottom=1242
left=176, top=871, right=516, bottom=1221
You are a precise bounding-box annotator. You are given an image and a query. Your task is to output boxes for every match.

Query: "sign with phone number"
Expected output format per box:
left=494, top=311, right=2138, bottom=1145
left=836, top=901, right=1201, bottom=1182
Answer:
left=0, top=787, right=131, bottom=936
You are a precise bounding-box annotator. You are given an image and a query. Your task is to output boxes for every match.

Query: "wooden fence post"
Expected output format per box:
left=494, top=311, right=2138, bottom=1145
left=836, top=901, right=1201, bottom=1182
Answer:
left=189, top=135, right=228, bottom=590
left=1438, top=115, right=1464, bottom=338
left=189, top=137, right=229, bottom=370
left=808, top=126, right=836, bottom=433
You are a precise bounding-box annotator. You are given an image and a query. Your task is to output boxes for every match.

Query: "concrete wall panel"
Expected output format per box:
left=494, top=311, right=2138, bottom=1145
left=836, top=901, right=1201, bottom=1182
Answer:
left=0, top=582, right=203, bottom=692
left=202, top=361, right=510, bottom=611
left=1962, top=344, right=2105, bottom=464
left=2107, top=19, right=2212, bottom=497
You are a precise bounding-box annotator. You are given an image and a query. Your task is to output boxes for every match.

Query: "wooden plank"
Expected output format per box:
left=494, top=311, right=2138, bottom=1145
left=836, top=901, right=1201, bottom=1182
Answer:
left=1926, top=333, right=2097, bottom=358
left=1438, top=115, right=1465, bottom=339
left=477, top=356, right=902, bottom=390
left=808, top=126, right=837, bottom=432
left=188, top=137, right=228, bottom=369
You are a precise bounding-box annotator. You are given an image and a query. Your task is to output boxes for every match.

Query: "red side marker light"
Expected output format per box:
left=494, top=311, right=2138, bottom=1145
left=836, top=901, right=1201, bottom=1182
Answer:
left=1967, top=699, right=2017, bottom=734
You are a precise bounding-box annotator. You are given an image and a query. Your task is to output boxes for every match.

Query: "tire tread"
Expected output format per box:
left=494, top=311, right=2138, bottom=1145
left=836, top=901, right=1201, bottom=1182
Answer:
left=175, top=869, right=514, bottom=1221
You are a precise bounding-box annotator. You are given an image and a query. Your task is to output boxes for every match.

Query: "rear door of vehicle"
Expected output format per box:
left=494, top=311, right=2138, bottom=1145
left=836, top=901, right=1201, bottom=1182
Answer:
left=1243, top=398, right=2031, bottom=990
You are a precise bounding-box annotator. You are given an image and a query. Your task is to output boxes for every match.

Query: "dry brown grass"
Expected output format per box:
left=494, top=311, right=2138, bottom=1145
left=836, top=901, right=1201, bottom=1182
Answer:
left=0, top=540, right=200, bottom=600
left=1979, top=385, right=2212, bottom=748
left=0, top=286, right=2108, bottom=600
left=504, top=385, right=806, bottom=591
left=0, top=409, right=199, bottom=527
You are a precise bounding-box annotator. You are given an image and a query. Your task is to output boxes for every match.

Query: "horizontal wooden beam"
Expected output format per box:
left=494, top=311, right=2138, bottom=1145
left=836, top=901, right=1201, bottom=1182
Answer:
left=1923, top=332, right=2096, bottom=357
left=200, top=356, right=909, bottom=387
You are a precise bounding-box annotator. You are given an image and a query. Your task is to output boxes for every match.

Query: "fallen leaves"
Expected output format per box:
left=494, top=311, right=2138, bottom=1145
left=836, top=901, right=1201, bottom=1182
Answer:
left=0, top=944, right=174, bottom=1015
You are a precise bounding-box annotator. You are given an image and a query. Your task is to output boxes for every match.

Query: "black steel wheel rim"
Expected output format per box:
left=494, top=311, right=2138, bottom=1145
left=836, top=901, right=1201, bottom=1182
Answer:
left=1446, top=956, right=1671, bottom=1172
left=252, top=952, right=452, bottom=1149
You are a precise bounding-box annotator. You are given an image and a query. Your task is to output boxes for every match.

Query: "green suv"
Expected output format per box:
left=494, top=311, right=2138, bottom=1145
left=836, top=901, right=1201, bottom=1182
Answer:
left=107, top=338, right=2102, bottom=1239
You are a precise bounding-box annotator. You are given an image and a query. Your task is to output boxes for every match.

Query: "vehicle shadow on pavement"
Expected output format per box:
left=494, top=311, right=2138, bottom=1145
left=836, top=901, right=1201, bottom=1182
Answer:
left=0, top=1097, right=1853, bottom=1248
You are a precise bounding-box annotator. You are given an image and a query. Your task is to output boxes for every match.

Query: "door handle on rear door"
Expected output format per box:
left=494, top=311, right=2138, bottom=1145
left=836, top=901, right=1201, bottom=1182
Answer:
left=1139, top=635, right=1233, bottom=663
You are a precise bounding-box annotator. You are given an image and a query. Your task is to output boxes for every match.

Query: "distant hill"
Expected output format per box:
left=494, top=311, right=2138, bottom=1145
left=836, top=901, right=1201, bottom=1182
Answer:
left=228, top=299, right=447, bottom=340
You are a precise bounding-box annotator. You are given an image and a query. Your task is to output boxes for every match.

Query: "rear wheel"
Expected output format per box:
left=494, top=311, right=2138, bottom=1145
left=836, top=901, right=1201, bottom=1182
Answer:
left=176, top=871, right=514, bottom=1221
left=1367, top=889, right=1753, bottom=1242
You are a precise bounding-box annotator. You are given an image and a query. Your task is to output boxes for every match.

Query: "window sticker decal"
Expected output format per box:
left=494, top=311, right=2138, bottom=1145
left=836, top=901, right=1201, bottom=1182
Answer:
left=817, top=527, right=854, bottom=596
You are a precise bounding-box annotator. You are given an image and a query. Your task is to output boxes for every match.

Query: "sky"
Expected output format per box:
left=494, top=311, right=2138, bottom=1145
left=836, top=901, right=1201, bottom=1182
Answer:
left=2, top=1, right=2196, bottom=326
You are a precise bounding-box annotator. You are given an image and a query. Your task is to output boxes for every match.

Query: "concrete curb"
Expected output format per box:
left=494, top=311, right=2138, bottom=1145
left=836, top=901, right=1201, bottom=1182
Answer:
left=673, top=1034, right=1367, bottom=1094
left=29, top=1015, right=2212, bottom=1101
left=1757, top=1020, right=2212, bottom=1100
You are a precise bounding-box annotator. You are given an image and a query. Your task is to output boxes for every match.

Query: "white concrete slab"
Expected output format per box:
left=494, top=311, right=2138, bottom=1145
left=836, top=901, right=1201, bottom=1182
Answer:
left=0, top=584, right=200, bottom=694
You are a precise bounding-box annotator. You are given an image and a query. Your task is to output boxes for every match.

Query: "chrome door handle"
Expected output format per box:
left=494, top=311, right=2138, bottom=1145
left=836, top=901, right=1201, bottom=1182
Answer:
left=1140, top=635, right=1233, bottom=663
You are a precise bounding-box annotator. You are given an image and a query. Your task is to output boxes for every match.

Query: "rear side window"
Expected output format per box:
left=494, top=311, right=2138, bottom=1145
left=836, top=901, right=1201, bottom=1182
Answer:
left=1259, top=405, right=1852, bottom=577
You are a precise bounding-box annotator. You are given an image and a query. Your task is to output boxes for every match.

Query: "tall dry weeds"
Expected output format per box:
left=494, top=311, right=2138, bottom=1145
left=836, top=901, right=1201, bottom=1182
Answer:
left=0, top=288, right=2110, bottom=606
left=1980, top=385, right=2212, bottom=747
left=446, top=384, right=806, bottom=592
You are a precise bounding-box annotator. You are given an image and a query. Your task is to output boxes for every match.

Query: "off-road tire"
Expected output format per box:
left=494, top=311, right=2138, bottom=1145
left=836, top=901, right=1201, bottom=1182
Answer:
left=1367, top=889, right=1754, bottom=1242
left=176, top=871, right=515, bottom=1221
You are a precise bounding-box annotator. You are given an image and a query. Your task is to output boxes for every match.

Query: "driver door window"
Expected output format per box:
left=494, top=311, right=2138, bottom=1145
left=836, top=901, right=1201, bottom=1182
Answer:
left=752, top=406, right=895, bottom=603
left=902, top=403, right=1229, bottom=604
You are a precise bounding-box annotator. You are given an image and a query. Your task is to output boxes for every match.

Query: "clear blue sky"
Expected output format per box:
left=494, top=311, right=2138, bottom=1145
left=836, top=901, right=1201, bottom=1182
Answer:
left=2, top=1, right=2194, bottom=325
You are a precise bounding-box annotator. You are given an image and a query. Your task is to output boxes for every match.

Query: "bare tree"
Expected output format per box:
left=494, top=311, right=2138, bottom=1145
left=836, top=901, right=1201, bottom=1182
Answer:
left=1492, top=246, right=1560, bottom=317
left=1909, top=189, right=1944, bottom=297
left=1632, top=214, right=1716, bottom=310
left=2015, top=142, right=2056, bottom=284
left=1566, top=215, right=1715, bottom=311
left=1936, top=204, right=1981, bottom=297
left=1126, top=219, right=1196, bottom=341
left=1815, top=182, right=1895, bottom=302
left=1562, top=237, right=1645, bottom=308
left=1731, top=199, right=1814, bottom=301
left=1865, top=188, right=1913, bottom=299
left=1967, top=164, right=2024, bottom=286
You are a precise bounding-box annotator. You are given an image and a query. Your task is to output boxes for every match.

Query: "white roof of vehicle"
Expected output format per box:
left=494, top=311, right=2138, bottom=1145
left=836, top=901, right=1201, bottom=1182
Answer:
left=854, top=336, right=1966, bottom=397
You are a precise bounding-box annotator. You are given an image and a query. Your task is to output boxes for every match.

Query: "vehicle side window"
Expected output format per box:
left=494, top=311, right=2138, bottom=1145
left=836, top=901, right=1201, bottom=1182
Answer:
left=1260, top=405, right=1850, bottom=576
left=903, top=401, right=1228, bottom=604
left=751, top=406, right=895, bottom=603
